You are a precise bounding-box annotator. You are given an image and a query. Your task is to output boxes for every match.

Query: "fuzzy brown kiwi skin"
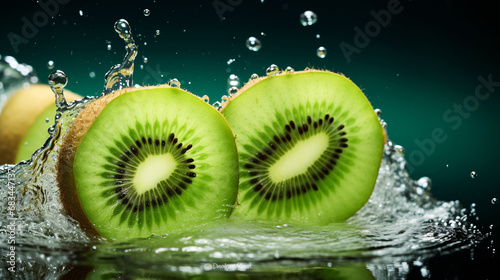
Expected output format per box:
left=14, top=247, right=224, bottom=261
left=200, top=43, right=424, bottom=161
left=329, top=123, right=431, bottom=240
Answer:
left=57, top=85, right=231, bottom=237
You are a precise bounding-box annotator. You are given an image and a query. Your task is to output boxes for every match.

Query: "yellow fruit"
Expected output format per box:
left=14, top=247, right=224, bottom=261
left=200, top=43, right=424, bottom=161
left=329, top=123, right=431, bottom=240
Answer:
left=0, top=84, right=81, bottom=164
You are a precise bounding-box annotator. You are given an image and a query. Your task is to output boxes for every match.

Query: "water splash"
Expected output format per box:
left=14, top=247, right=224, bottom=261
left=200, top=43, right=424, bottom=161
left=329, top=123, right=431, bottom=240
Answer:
left=48, top=70, right=68, bottom=109
left=103, top=19, right=138, bottom=95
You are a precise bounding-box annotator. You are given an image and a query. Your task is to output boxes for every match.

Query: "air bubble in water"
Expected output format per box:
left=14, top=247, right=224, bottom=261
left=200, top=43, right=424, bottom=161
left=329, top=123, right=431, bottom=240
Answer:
left=47, top=60, right=54, bottom=70
left=143, top=57, right=148, bottom=64
left=79, top=10, right=83, bottom=16
left=285, top=66, right=294, bottom=74
left=246, top=37, right=261, bottom=52
left=266, top=64, right=279, bottom=76
left=250, top=73, right=259, bottom=80
left=45, top=118, right=49, bottom=123
left=89, top=71, right=96, bottom=78
left=155, top=29, right=160, bottom=36
left=143, top=9, right=151, bottom=16
left=470, top=171, right=477, bottom=178
left=316, top=46, right=327, bottom=58
left=492, top=198, right=497, bottom=205
left=300, top=11, right=317, bottom=26
left=394, top=145, right=405, bottom=156
left=107, top=44, right=112, bottom=51
left=316, top=34, right=320, bottom=39
left=417, top=176, right=432, bottom=190
left=201, top=95, right=209, bottom=103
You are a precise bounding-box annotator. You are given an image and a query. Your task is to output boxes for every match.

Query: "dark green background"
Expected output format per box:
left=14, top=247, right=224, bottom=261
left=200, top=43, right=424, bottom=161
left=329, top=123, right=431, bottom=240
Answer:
left=1, top=0, right=499, bottom=249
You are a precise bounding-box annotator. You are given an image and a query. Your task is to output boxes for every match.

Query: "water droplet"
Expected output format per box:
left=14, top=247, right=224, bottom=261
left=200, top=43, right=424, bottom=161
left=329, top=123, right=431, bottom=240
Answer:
left=212, top=101, right=222, bottom=111
left=89, top=71, right=96, bottom=78
left=285, top=66, right=294, bottom=74
left=155, top=29, right=160, bottom=36
left=143, top=9, right=151, bottom=16
left=300, top=10, right=317, bottom=26
left=143, top=57, right=148, bottom=64
left=79, top=10, right=84, bottom=16
left=201, top=95, right=209, bottom=103
left=250, top=73, right=259, bottom=80
left=417, top=176, right=432, bottom=190
left=48, top=70, right=68, bottom=108
left=246, top=37, right=261, bottom=52
left=45, top=118, right=49, bottom=123
left=228, top=86, right=238, bottom=96
left=169, top=78, right=180, bottom=87
left=316, top=46, right=327, bottom=58
left=470, top=171, right=477, bottom=178
left=228, top=74, right=240, bottom=88
left=492, top=198, right=497, bottom=205
left=114, top=19, right=131, bottom=40
left=266, top=64, right=279, bottom=76
left=47, top=60, right=54, bottom=70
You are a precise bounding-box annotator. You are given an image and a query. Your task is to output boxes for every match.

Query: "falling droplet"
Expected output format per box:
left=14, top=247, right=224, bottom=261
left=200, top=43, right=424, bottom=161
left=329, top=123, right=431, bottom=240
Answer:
left=155, top=29, right=160, bottom=36
left=417, top=176, right=432, bottom=190
left=201, top=95, right=209, bottom=103
left=228, top=74, right=240, bottom=88
left=470, top=171, right=477, bottom=178
left=48, top=70, right=68, bottom=108
left=246, top=37, right=261, bottom=52
left=316, top=46, right=327, bottom=58
left=228, top=87, right=238, bottom=96
left=47, top=60, right=55, bottom=70
left=492, top=198, right=497, bottom=205
left=266, top=64, right=279, bottom=76
left=300, top=10, right=317, bottom=26
left=250, top=73, right=259, bottom=80
left=169, top=78, right=181, bottom=87
left=143, top=9, right=151, bottom=16
left=285, top=66, right=294, bottom=74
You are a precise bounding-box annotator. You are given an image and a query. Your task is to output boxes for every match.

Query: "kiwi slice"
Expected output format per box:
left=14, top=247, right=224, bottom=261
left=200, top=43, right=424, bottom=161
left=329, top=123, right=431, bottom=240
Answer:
left=57, top=85, right=239, bottom=240
left=222, top=70, right=384, bottom=225
left=0, top=84, right=81, bottom=164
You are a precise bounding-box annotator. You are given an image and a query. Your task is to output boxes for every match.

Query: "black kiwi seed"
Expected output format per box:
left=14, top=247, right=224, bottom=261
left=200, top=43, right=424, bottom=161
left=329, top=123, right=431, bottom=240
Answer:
left=241, top=114, right=349, bottom=206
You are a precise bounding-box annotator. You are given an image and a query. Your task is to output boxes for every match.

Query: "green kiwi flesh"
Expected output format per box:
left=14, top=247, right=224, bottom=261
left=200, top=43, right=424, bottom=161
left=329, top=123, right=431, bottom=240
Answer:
left=222, top=70, right=384, bottom=225
left=73, top=87, right=239, bottom=240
